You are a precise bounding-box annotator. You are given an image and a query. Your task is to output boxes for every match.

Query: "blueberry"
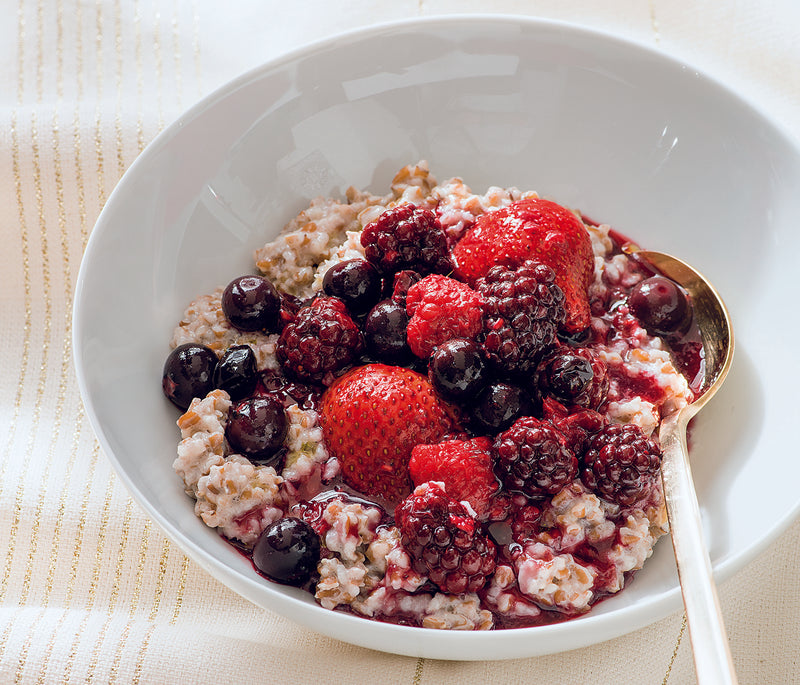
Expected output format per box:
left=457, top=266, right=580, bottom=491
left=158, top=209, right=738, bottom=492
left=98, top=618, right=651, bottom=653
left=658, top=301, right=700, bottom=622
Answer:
left=222, top=275, right=281, bottom=332
left=225, top=395, right=288, bottom=464
left=471, top=382, right=534, bottom=432
left=428, top=338, right=488, bottom=401
left=364, top=299, right=411, bottom=363
left=629, top=275, right=692, bottom=337
left=162, top=343, right=218, bottom=410
left=252, top=517, right=321, bottom=587
left=321, top=259, right=382, bottom=313
left=538, top=352, right=593, bottom=403
left=213, top=345, right=258, bottom=401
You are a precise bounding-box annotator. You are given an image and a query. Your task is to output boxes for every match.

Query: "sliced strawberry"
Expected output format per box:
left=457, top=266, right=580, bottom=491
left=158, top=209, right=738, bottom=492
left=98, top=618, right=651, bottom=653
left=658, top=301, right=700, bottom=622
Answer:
left=319, top=364, right=456, bottom=504
left=408, top=437, right=499, bottom=519
left=451, top=198, right=594, bottom=332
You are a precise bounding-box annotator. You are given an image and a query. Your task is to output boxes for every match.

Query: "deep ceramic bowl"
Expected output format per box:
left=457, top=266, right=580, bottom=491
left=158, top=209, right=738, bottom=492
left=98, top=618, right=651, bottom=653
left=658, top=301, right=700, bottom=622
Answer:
left=73, top=15, right=800, bottom=660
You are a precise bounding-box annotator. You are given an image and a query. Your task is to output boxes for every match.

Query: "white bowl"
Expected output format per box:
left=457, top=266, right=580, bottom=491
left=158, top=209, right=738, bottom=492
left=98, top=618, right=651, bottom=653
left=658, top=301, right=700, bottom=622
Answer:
left=73, top=15, right=800, bottom=660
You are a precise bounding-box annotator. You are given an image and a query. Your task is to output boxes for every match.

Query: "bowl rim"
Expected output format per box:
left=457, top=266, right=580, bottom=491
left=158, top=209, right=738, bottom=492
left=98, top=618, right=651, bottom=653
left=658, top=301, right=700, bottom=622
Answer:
left=72, top=12, right=800, bottom=659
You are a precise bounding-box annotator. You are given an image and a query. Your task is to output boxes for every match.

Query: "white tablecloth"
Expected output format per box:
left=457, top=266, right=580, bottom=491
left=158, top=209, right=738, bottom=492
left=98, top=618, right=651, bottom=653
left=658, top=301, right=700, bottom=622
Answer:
left=1, top=2, right=798, bottom=683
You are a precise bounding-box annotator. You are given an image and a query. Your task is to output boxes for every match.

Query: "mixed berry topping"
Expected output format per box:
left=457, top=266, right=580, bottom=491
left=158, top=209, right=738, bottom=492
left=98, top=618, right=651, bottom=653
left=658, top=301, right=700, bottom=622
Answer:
left=395, top=482, right=497, bottom=594
left=166, top=171, right=703, bottom=633
left=276, top=296, right=364, bottom=384
left=361, top=203, right=453, bottom=276
left=581, top=423, right=662, bottom=506
left=493, top=416, right=578, bottom=498
left=477, top=261, right=566, bottom=376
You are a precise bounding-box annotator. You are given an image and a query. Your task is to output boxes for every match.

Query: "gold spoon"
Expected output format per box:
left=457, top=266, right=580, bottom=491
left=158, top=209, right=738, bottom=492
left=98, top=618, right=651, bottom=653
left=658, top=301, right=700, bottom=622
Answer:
left=634, top=249, right=737, bottom=684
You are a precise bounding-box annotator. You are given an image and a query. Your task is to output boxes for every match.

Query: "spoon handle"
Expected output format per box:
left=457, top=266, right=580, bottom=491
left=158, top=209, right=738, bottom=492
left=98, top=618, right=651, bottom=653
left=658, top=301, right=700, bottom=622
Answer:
left=660, top=412, right=738, bottom=685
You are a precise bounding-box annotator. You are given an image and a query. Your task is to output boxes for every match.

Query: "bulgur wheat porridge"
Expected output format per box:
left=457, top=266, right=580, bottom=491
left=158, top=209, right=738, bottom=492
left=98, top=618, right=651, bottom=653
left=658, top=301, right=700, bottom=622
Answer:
left=162, top=161, right=701, bottom=630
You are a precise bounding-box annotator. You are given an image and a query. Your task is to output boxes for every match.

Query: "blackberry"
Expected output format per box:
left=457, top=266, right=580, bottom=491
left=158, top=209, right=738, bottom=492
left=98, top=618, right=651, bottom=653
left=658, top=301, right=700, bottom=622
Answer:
left=581, top=423, right=662, bottom=506
left=478, top=261, right=566, bottom=376
left=360, top=203, right=452, bottom=276
left=493, top=416, right=578, bottom=498
left=395, top=482, right=496, bottom=595
left=276, top=296, right=364, bottom=384
left=536, top=347, right=609, bottom=410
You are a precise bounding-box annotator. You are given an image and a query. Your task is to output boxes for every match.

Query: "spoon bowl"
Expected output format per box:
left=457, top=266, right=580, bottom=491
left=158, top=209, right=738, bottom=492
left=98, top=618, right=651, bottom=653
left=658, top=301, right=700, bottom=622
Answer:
left=636, top=249, right=737, bottom=684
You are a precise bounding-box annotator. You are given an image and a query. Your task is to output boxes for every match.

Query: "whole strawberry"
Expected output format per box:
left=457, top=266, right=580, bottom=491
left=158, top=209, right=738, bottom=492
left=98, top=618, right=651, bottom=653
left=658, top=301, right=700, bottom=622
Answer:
left=405, top=274, right=485, bottom=358
left=319, top=364, right=456, bottom=503
left=451, top=198, right=594, bottom=332
left=408, top=437, right=499, bottom=519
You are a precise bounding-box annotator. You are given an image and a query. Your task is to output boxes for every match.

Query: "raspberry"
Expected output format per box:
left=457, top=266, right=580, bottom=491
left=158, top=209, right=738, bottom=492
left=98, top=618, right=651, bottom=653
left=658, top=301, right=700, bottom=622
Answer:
left=276, top=296, right=364, bottom=384
left=493, top=416, right=578, bottom=498
left=405, top=275, right=485, bottom=358
left=477, top=261, right=566, bottom=376
left=536, top=347, right=609, bottom=410
left=395, top=482, right=497, bottom=594
left=408, top=437, right=499, bottom=519
left=581, top=423, right=662, bottom=506
left=361, top=203, right=453, bottom=276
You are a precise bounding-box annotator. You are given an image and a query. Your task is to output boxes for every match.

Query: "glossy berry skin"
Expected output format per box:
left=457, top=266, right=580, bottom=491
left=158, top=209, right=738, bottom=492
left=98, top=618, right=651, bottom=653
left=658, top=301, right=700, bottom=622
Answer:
left=478, top=261, right=566, bottom=376
left=222, top=275, right=281, bottom=332
left=629, top=275, right=692, bottom=337
left=321, top=258, right=382, bottom=314
left=276, top=296, right=364, bottom=384
left=428, top=338, right=488, bottom=401
left=493, top=416, right=578, bottom=498
left=213, top=344, right=258, bottom=401
left=363, top=299, right=411, bottom=363
left=361, top=203, right=453, bottom=276
left=395, top=482, right=496, bottom=594
left=581, top=423, right=662, bottom=506
left=389, top=269, right=422, bottom=302
left=470, top=382, right=531, bottom=433
left=536, top=347, right=609, bottom=410
left=252, top=517, right=321, bottom=587
left=162, top=343, right=218, bottom=410
left=225, top=395, right=288, bottom=464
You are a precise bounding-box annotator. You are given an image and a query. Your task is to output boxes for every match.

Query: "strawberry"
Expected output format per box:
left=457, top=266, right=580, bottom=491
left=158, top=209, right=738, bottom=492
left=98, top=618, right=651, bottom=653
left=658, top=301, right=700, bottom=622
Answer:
left=319, top=363, right=456, bottom=504
left=408, top=437, right=499, bottom=519
left=405, top=274, right=485, bottom=358
left=451, top=198, right=594, bottom=332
